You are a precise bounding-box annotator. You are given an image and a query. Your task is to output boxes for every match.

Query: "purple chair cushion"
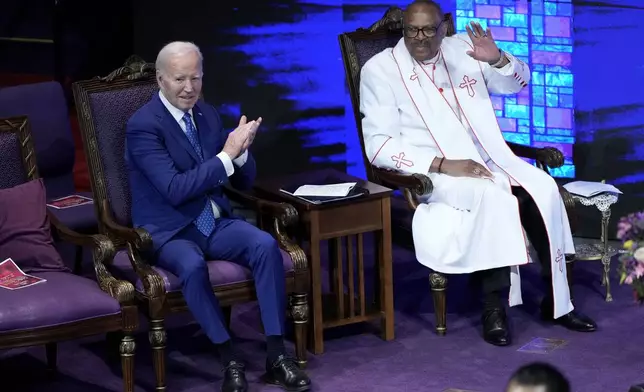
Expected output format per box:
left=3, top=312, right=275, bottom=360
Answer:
left=47, top=191, right=97, bottom=233
left=111, top=249, right=295, bottom=293
left=0, top=179, right=69, bottom=273
left=0, top=271, right=121, bottom=333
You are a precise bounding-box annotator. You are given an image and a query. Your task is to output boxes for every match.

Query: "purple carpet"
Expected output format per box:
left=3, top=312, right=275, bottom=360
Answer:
left=2, top=242, right=643, bottom=392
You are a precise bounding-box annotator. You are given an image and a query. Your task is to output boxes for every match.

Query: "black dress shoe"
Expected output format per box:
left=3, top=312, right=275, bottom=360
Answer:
left=221, top=360, right=248, bottom=392
left=264, top=354, right=312, bottom=392
left=555, top=311, right=597, bottom=332
left=482, top=308, right=511, bottom=346
left=541, top=300, right=597, bottom=332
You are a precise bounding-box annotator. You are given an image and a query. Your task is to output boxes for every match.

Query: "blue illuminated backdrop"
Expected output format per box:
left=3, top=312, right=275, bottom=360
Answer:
left=133, top=0, right=576, bottom=178
left=133, top=0, right=644, bottom=238
left=455, top=0, right=575, bottom=178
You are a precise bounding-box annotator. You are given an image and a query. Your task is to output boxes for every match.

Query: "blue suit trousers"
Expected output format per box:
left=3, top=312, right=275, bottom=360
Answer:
left=156, top=219, right=286, bottom=343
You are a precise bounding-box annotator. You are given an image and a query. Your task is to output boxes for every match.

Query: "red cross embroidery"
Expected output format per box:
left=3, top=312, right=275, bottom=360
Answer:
left=410, top=71, right=418, bottom=81
left=391, top=152, right=413, bottom=169
left=459, top=75, right=477, bottom=97
left=555, top=249, right=564, bottom=273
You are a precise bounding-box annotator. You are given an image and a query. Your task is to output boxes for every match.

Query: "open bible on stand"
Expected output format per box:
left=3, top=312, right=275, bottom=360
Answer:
left=280, top=181, right=369, bottom=204
left=562, top=181, right=622, bottom=198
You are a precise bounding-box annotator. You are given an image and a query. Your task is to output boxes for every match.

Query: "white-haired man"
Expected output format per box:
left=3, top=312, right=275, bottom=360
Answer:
left=125, top=41, right=311, bottom=392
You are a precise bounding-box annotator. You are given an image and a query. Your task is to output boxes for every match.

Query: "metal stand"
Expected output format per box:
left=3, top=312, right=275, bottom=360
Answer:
left=572, top=193, right=619, bottom=302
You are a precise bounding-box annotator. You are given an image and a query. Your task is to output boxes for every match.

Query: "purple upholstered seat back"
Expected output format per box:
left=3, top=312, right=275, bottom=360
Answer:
left=0, top=130, right=28, bottom=189
left=0, top=82, right=75, bottom=198
left=83, top=83, right=159, bottom=226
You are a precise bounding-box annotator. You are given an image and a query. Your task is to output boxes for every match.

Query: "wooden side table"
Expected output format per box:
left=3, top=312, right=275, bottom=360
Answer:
left=255, top=169, right=395, bottom=354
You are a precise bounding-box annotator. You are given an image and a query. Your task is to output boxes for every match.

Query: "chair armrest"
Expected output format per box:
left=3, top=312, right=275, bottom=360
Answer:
left=372, top=167, right=433, bottom=210
left=100, top=201, right=153, bottom=251
left=225, top=186, right=299, bottom=228
left=507, top=142, right=564, bottom=169
left=48, top=212, right=135, bottom=305
left=98, top=201, right=165, bottom=298
left=224, top=186, right=308, bottom=272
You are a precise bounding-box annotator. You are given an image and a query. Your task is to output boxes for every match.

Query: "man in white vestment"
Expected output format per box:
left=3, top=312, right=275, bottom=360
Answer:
left=360, top=0, right=597, bottom=346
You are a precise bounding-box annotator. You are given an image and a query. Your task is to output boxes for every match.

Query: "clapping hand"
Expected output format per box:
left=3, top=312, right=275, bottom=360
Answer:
left=222, top=115, right=262, bottom=159
left=240, top=115, right=261, bottom=151
left=465, top=22, right=502, bottom=64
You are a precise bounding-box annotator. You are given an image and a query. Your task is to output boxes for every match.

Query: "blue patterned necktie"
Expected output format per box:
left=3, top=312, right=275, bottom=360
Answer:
left=182, top=112, right=216, bottom=236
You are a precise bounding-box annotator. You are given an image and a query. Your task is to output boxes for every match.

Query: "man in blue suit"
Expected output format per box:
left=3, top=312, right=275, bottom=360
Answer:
left=125, top=41, right=311, bottom=392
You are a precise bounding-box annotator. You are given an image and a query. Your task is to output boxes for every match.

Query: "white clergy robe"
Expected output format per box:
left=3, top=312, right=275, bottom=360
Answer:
left=359, top=34, right=575, bottom=318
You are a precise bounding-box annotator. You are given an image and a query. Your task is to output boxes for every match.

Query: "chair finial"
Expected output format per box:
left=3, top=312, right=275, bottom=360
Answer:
left=362, top=6, right=404, bottom=33
left=96, top=55, right=156, bottom=82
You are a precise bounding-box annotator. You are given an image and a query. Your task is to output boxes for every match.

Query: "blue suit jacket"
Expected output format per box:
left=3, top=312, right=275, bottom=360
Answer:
left=125, top=94, right=257, bottom=252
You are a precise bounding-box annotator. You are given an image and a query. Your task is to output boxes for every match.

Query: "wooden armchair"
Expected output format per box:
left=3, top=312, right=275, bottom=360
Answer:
left=0, top=116, right=138, bottom=391
left=71, top=57, right=310, bottom=392
left=338, top=7, right=578, bottom=335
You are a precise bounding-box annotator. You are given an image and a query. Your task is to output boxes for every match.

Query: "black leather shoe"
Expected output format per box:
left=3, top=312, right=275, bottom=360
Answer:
left=541, top=300, right=597, bottom=332
left=264, top=355, right=312, bottom=392
left=482, top=308, right=511, bottom=346
left=221, top=360, right=248, bottom=392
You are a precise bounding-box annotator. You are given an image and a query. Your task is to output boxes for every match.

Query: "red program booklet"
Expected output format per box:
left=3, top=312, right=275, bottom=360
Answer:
left=0, top=258, right=46, bottom=290
left=47, top=194, right=93, bottom=209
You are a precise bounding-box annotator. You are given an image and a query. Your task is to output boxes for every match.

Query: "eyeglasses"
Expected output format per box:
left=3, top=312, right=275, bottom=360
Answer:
left=403, top=20, right=445, bottom=38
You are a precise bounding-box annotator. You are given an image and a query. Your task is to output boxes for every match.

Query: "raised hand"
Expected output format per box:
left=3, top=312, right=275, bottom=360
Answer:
left=465, top=22, right=502, bottom=64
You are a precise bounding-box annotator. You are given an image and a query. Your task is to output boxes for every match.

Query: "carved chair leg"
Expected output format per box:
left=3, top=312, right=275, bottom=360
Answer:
left=222, top=306, right=232, bottom=329
left=149, top=318, right=167, bottom=391
left=429, top=272, right=447, bottom=336
left=45, top=342, right=57, bottom=371
left=120, top=333, right=136, bottom=392
left=289, top=293, right=309, bottom=368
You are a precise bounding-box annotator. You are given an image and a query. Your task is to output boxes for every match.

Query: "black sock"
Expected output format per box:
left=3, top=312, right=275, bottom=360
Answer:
left=483, top=291, right=503, bottom=310
left=266, top=335, right=286, bottom=363
left=542, top=276, right=556, bottom=302
left=215, top=339, right=236, bottom=365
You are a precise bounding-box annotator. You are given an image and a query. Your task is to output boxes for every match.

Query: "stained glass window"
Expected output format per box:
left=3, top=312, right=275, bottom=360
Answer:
left=457, top=0, right=575, bottom=177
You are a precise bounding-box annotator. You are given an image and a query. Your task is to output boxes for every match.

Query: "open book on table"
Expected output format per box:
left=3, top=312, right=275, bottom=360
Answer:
left=280, top=181, right=368, bottom=205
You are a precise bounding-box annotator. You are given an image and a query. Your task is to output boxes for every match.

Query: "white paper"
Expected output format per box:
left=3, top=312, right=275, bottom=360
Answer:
left=293, top=182, right=357, bottom=197
left=0, top=258, right=46, bottom=290
left=563, top=181, right=622, bottom=198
